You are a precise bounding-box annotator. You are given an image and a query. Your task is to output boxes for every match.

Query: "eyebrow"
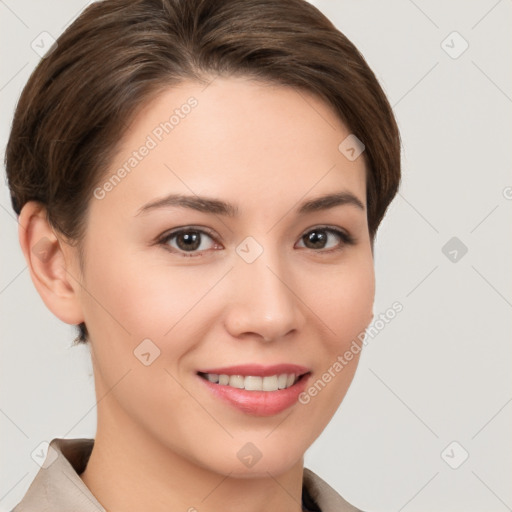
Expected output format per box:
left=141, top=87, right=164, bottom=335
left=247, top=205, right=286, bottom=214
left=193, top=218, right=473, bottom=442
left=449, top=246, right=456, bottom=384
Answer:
left=135, top=190, right=365, bottom=217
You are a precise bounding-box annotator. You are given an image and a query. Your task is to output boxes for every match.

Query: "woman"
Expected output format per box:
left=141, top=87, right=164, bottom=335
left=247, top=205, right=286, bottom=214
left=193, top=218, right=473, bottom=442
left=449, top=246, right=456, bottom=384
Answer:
left=6, top=0, right=401, bottom=510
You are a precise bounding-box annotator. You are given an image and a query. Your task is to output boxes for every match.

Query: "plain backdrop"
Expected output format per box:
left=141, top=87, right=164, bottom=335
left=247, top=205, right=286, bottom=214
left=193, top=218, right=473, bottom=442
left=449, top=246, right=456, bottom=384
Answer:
left=1, top=1, right=511, bottom=511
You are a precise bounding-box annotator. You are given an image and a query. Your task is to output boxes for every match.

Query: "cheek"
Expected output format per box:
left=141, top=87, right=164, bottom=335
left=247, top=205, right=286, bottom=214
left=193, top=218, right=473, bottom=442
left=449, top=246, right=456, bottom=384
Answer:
left=299, top=253, right=374, bottom=404
left=311, top=254, right=375, bottom=346
left=293, top=258, right=374, bottom=440
left=81, top=238, right=219, bottom=359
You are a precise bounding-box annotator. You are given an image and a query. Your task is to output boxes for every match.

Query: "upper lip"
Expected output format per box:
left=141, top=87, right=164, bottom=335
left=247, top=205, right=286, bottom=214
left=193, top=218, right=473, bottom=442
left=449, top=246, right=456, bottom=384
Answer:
left=197, top=364, right=310, bottom=377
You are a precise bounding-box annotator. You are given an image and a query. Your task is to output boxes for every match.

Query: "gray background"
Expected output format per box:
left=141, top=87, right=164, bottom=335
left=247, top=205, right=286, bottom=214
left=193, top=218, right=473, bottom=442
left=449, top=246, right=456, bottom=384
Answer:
left=1, top=1, right=511, bottom=511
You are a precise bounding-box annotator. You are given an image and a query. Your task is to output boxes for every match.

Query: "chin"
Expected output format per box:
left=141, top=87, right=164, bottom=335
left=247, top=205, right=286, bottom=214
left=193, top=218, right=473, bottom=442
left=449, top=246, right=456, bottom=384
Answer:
left=216, top=441, right=304, bottom=478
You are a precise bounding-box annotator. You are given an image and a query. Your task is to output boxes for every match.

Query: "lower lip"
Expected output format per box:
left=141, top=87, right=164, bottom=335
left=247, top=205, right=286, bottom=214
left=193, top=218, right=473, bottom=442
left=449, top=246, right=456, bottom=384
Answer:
left=198, top=373, right=311, bottom=417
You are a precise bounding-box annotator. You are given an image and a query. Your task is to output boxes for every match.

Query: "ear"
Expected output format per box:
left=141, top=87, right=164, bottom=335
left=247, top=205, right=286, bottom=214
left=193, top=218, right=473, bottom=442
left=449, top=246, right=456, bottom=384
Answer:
left=18, top=201, right=85, bottom=326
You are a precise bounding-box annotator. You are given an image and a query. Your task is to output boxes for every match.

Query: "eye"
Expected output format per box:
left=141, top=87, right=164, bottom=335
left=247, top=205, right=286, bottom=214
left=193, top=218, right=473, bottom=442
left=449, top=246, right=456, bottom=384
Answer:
left=158, top=227, right=220, bottom=257
left=296, top=226, right=355, bottom=253
left=157, top=225, right=355, bottom=258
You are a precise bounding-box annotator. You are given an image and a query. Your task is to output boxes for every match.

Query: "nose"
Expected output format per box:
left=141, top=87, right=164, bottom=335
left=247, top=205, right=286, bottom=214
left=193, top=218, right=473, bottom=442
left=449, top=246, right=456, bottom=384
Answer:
left=223, top=248, right=304, bottom=343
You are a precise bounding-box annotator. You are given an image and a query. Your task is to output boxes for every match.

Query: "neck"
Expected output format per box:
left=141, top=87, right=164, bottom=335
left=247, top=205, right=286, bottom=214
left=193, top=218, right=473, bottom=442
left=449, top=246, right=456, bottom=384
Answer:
left=80, top=394, right=305, bottom=512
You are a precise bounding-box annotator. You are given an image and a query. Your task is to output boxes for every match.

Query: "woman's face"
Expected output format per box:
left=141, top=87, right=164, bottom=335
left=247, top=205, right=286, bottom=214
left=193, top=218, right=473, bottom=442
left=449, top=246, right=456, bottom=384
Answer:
left=75, top=76, right=374, bottom=476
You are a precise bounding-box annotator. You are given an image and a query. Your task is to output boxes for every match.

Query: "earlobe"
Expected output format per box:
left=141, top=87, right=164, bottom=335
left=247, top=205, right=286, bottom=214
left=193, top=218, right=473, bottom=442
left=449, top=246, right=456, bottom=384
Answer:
left=18, top=201, right=85, bottom=326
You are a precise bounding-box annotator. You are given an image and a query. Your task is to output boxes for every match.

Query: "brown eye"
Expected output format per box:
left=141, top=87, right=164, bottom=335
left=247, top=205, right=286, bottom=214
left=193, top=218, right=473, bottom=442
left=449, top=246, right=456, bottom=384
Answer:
left=173, top=230, right=202, bottom=251
left=157, top=225, right=355, bottom=258
left=297, top=227, right=355, bottom=252
left=159, top=228, right=218, bottom=257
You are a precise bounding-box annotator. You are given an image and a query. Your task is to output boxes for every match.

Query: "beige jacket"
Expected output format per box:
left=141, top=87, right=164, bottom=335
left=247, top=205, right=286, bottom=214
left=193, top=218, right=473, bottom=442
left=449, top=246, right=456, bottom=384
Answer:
left=11, top=438, right=362, bottom=512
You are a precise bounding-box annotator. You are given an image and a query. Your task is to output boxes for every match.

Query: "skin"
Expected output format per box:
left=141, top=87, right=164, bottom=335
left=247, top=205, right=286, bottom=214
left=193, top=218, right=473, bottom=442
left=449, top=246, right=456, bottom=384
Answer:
left=19, top=76, right=375, bottom=512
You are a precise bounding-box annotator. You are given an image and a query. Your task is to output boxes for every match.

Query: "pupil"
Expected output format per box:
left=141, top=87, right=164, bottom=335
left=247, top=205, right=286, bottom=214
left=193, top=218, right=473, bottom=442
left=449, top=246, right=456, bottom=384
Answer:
left=178, top=231, right=200, bottom=251
left=306, top=230, right=326, bottom=249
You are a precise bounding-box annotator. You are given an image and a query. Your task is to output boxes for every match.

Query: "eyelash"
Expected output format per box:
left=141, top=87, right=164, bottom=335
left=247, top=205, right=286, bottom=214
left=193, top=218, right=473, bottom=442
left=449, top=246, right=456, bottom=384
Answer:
left=156, top=225, right=356, bottom=258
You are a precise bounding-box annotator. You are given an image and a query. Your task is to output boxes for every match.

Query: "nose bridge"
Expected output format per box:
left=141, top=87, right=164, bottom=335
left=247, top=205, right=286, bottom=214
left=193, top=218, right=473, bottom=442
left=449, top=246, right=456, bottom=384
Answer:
left=227, top=236, right=300, bottom=340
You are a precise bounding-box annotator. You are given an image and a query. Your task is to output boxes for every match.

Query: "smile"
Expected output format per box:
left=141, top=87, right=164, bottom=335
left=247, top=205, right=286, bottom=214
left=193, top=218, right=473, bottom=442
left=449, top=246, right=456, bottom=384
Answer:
left=198, top=372, right=304, bottom=391
left=195, top=363, right=311, bottom=415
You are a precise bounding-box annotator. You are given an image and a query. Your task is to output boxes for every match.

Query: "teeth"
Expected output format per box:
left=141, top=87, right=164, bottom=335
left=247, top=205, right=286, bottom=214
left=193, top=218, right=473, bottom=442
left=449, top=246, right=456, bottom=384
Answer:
left=201, top=373, right=300, bottom=391
left=218, top=374, right=229, bottom=385
left=277, top=374, right=288, bottom=389
left=229, top=375, right=245, bottom=389
left=245, top=376, right=263, bottom=391
left=262, top=376, right=277, bottom=391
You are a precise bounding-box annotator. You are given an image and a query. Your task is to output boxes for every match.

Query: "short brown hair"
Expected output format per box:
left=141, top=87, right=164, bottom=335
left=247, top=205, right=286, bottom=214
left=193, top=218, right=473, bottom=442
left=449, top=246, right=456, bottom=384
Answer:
left=5, top=0, right=401, bottom=345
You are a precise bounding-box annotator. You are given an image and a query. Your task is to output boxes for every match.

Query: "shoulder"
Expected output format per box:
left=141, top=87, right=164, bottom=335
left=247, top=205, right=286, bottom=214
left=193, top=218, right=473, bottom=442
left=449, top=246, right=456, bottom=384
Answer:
left=303, top=467, right=364, bottom=512
left=10, top=437, right=104, bottom=512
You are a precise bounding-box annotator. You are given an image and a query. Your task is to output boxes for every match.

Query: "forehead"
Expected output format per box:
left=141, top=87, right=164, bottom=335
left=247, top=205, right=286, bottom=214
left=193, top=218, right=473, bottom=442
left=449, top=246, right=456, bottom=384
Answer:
left=92, top=76, right=367, bottom=218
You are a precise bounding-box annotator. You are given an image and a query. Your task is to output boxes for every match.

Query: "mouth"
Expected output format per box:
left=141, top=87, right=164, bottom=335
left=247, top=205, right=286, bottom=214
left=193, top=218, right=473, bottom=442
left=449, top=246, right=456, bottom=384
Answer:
left=196, top=365, right=312, bottom=416
left=197, top=371, right=310, bottom=392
